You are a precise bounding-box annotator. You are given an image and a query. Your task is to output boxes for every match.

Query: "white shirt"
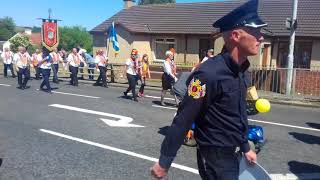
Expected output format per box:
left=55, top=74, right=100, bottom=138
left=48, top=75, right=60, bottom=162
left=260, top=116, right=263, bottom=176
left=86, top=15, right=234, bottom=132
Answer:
left=32, top=53, right=43, bottom=66
left=67, top=53, right=84, bottom=67
left=95, top=55, right=108, bottom=67
left=40, top=55, right=52, bottom=69
left=14, top=52, right=31, bottom=68
left=50, top=52, right=62, bottom=64
left=163, top=60, right=175, bottom=78
left=125, top=58, right=137, bottom=75
left=1, top=51, right=14, bottom=64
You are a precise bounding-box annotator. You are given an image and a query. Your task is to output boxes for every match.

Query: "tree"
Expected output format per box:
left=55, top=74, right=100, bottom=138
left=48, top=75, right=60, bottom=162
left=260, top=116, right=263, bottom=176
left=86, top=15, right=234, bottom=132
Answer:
left=9, top=34, right=32, bottom=53
left=0, top=16, right=16, bottom=41
left=31, top=26, right=41, bottom=33
left=138, top=0, right=175, bottom=5
left=58, top=26, right=93, bottom=53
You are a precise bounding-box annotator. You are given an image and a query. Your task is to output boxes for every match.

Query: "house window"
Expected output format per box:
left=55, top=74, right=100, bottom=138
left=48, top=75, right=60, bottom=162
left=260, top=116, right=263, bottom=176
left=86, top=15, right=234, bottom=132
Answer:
left=155, top=38, right=175, bottom=60
left=277, top=41, right=312, bottom=69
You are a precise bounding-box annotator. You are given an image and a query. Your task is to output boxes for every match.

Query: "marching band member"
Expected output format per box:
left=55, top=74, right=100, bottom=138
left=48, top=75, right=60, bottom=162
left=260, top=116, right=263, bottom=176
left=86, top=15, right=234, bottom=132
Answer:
left=50, top=47, right=64, bottom=84
left=1, top=47, right=16, bottom=78
left=67, top=48, right=86, bottom=86
left=32, top=49, right=42, bottom=80
left=13, top=46, right=31, bottom=90
left=93, top=49, right=108, bottom=88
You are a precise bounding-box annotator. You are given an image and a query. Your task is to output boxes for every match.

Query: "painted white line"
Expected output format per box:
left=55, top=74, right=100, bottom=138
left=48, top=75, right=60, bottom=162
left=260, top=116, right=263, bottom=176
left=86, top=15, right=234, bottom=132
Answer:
left=248, top=119, right=320, bottom=132
left=49, top=104, right=144, bottom=127
left=128, top=93, right=175, bottom=101
left=152, top=105, right=177, bottom=110
left=270, top=173, right=320, bottom=180
left=36, top=89, right=100, bottom=99
left=151, top=105, right=319, bottom=132
left=39, top=129, right=199, bottom=174
left=0, top=83, right=11, bottom=87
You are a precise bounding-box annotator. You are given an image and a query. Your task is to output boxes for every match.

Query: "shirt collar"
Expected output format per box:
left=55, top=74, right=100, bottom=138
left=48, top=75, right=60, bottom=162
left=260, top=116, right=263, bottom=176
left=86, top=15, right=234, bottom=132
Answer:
left=222, top=52, right=250, bottom=75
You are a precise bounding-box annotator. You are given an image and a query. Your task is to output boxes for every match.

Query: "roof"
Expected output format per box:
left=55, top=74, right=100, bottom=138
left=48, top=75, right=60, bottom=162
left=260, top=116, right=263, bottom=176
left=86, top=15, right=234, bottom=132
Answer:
left=91, top=0, right=320, bottom=37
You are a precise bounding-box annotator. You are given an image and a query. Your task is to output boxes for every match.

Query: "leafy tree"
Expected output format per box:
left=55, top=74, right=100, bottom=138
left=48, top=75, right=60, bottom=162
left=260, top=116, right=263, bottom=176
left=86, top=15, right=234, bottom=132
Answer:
left=9, top=34, right=32, bottom=53
left=0, top=16, right=16, bottom=41
left=58, top=26, right=92, bottom=53
left=138, top=0, right=175, bottom=5
left=31, top=26, right=41, bottom=33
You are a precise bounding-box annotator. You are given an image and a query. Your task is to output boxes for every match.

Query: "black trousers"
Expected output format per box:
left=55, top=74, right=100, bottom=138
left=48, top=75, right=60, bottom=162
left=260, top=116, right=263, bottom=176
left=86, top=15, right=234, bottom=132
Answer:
left=17, top=67, right=30, bottom=87
left=139, top=76, right=146, bottom=94
left=3, top=63, right=15, bottom=77
left=125, top=73, right=138, bottom=99
left=70, top=66, right=79, bottom=86
left=197, top=147, right=240, bottom=180
left=40, top=68, right=51, bottom=90
left=35, top=66, right=41, bottom=79
left=96, top=66, right=107, bottom=86
left=52, top=64, right=59, bottom=82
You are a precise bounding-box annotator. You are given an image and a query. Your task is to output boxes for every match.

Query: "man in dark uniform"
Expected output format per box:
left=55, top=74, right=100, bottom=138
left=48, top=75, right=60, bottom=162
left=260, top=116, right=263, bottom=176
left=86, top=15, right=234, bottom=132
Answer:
left=151, top=0, right=267, bottom=179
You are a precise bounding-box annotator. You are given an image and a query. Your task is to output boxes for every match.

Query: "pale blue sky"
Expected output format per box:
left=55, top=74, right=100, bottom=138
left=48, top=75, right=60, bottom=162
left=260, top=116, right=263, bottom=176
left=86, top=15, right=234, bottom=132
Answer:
left=0, top=0, right=224, bottom=31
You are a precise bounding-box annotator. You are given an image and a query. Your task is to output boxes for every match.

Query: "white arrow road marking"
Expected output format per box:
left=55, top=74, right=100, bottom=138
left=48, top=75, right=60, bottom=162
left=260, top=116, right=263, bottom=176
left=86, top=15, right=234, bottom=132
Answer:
left=0, top=83, right=11, bottom=87
left=49, top=104, right=144, bottom=127
left=37, top=89, right=100, bottom=99
left=39, top=129, right=198, bottom=174
left=127, top=93, right=175, bottom=101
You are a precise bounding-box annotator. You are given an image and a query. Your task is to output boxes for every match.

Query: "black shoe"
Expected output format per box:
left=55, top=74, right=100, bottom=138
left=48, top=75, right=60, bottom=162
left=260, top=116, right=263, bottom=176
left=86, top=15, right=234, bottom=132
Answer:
left=12, top=75, right=16, bottom=78
left=24, top=86, right=30, bottom=89
left=17, top=86, right=23, bottom=90
left=133, top=98, right=139, bottom=102
left=102, top=84, right=108, bottom=88
left=93, top=83, right=100, bottom=86
left=123, top=92, right=127, bottom=96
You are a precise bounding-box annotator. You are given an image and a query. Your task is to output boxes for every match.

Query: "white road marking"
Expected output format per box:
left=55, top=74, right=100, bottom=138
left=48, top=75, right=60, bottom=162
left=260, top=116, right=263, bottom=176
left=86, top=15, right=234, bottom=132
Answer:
left=39, top=129, right=319, bottom=180
left=36, top=89, right=100, bottom=99
left=152, top=105, right=177, bottom=110
left=248, top=119, right=320, bottom=132
left=39, top=129, right=199, bottom=174
left=49, top=104, right=144, bottom=127
left=0, top=83, right=11, bottom=87
left=151, top=105, right=320, bottom=132
left=128, top=93, right=175, bottom=101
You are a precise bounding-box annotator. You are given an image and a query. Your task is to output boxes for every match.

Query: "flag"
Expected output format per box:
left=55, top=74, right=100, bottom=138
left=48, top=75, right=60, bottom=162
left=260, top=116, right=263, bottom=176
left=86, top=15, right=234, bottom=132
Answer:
left=108, top=21, right=120, bottom=54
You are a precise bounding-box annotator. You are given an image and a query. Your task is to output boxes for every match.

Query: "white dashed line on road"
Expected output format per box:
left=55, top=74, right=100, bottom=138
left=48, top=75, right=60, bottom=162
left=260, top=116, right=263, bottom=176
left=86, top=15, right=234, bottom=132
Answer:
left=39, top=129, right=199, bottom=174
left=151, top=104, right=320, bottom=133
left=36, top=89, right=101, bottom=99
left=0, top=83, right=11, bottom=87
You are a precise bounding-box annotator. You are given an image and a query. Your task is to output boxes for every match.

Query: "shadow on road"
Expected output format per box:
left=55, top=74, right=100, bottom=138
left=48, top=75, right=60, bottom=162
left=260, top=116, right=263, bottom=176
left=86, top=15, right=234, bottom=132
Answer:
left=158, top=126, right=170, bottom=136
left=306, top=122, right=320, bottom=130
left=152, top=100, right=177, bottom=107
left=289, top=132, right=320, bottom=145
left=289, top=161, right=320, bottom=178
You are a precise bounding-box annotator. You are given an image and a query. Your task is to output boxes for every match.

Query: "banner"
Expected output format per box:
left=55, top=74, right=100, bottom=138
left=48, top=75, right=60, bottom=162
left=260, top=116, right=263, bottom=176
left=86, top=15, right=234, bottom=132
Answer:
left=108, top=21, right=120, bottom=55
left=42, top=19, right=59, bottom=51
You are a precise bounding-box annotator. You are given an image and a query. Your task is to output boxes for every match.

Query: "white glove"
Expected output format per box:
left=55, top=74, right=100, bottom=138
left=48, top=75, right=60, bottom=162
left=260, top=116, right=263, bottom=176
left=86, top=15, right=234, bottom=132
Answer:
left=174, top=77, right=178, bottom=82
left=96, top=68, right=100, bottom=72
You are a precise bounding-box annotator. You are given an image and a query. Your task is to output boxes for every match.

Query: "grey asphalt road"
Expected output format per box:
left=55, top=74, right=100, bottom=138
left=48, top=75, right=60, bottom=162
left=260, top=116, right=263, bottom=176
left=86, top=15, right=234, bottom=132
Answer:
left=0, top=77, right=319, bottom=180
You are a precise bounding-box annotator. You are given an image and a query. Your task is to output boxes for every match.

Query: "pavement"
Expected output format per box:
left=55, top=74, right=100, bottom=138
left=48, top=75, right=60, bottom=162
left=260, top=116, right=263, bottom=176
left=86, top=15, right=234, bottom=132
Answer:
left=0, top=76, right=319, bottom=180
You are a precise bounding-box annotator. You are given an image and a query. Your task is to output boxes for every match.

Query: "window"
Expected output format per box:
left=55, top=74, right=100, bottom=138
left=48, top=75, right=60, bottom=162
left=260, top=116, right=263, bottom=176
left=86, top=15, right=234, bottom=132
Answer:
left=155, top=38, right=175, bottom=60
left=277, top=41, right=312, bottom=69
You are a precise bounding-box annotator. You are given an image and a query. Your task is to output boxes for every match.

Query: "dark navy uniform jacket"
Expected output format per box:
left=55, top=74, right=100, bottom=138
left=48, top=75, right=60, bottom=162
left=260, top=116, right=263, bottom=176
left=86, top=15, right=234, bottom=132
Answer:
left=159, top=52, right=251, bottom=169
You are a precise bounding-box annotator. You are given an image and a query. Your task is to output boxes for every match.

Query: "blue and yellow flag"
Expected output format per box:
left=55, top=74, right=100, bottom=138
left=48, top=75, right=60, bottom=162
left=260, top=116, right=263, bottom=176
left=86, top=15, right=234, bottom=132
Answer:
left=108, top=21, right=120, bottom=54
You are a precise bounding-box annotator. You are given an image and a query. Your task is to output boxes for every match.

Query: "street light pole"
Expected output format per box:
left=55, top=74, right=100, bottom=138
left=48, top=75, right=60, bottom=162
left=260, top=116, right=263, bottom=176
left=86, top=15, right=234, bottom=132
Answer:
left=286, top=0, right=298, bottom=95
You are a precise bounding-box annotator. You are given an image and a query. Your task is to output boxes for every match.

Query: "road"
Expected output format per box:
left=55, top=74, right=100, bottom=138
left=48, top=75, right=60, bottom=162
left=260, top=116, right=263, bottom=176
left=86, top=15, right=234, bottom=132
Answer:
left=0, top=77, right=319, bottom=180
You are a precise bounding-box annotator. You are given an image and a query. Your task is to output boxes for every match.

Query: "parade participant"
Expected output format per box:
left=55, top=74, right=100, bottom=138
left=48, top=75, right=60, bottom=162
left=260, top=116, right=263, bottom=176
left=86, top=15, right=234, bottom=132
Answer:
left=123, top=49, right=139, bottom=102
left=93, top=49, right=108, bottom=88
left=81, top=50, right=95, bottom=80
left=67, top=48, right=86, bottom=86
left=201, top=48, right=214, bottom=63
left=13, top=46, right=31, bottom=90
left=77, top=47, right=86, bottom=80
left=50, top=47, right=64, bottom=84
left=160, top=50, right=178, bottom=106
left=1, top=47, right=16, bottom=78
left=151, top=0, right=267, bottom=179
left=39, top=48, right=53, bottom=93
left=32, top=49, right=42, bottom=80
left=138, top=54, right=151, bottom=97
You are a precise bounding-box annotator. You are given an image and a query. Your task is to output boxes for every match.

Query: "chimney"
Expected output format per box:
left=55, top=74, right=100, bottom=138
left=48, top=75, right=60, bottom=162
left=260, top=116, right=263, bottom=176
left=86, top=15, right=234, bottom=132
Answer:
left=124, top=0, right=135, bottom=9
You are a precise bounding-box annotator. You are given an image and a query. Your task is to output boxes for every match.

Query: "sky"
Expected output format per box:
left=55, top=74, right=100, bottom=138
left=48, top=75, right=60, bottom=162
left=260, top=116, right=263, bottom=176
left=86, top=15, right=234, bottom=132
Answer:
left=0, top=0, right=223, bottom=31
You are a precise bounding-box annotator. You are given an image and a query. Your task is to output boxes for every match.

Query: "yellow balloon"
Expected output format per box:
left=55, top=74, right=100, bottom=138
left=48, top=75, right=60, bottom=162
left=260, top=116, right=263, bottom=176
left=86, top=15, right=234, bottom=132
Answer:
left=255, top=99, right=271, bottom=113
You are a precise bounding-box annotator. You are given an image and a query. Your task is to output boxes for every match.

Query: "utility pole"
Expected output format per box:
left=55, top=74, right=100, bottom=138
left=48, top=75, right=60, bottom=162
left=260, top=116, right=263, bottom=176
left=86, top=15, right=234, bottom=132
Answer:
left=286, top=0, right=298, bottom=95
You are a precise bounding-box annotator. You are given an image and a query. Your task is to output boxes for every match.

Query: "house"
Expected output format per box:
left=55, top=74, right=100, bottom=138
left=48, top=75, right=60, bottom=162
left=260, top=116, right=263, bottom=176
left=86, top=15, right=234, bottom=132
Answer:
left=91, top=0, right=320, bottom=70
